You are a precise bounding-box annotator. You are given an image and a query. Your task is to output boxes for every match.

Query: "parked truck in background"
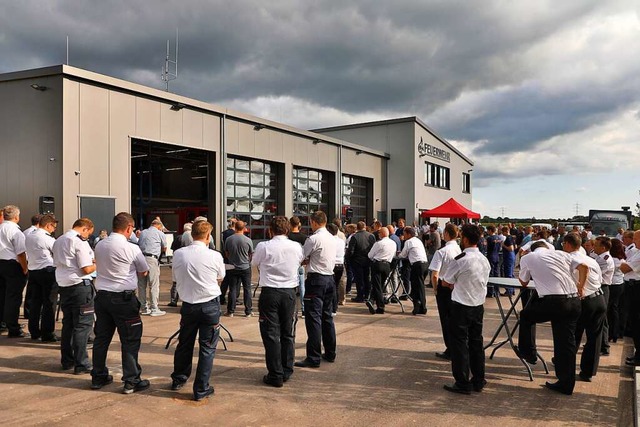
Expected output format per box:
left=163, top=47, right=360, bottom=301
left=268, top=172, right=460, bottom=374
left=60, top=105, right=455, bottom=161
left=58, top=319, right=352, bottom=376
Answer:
left=588, top=209, right=633, bottom=237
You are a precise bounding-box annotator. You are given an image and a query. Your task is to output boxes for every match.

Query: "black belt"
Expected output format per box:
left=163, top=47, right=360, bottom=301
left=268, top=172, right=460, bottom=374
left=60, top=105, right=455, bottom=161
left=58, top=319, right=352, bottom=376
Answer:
left=143, top=253, right=159, bottom=259
left=97, top=289, right=137, bottom=295
left=334, top=264, right=344, bottom=268
left=541, top=293, right=579, bottom=299
left=61, top=278, right=93, bottom=288
left=628, top=279, right=640, bottom=285
left=583, top=289, right=604, bottom=300
left=307, top=272, right=333, bottom=277
left=373, top=260, right=391, bottom=264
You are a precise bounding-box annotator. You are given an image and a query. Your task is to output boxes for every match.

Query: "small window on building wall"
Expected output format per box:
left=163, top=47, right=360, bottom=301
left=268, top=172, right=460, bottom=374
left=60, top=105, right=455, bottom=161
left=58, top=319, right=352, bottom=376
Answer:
left=425, top=162, right=450, bottom=190
left=462, top=172, right=471, bottom=193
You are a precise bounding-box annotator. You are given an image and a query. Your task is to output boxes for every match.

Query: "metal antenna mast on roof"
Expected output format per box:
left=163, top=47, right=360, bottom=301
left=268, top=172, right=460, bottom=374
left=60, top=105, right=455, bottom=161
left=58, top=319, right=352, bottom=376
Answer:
left=161, top=29, right=178, bottom=92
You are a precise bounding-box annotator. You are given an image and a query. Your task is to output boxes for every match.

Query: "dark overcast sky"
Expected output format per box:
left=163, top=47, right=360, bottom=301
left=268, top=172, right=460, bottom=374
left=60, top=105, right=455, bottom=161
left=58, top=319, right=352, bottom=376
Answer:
left=2, top=0, right=639, bottom=218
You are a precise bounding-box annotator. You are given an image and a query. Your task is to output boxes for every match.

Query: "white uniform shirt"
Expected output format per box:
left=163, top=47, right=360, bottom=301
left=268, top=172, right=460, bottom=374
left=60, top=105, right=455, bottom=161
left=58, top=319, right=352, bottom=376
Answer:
left=0, top=221, right=26, bottom=260
left=520, top=239, right=555, bottom=253
left=623, top=249, right=640, bottom=281
left=612, top=258, right=624, bottom=285
left=23, top=225, right=38, bottom=237
left=429, top=240, right=462, bottom=278
left=334, top=235, right=346, bottom=265
left=569, top=251, right=602, bottom=297
left=595, top=252, right=615, bottom=285
left=252, top=236, right=304, bottom=289
left=173, top=241, right=226, bottom=303
left=95, top=233, right=148, bottom=292
left=368, top=237, right=397, bottom=263
left=25, top=228, right=55, bottom=270
left=399, top=237, right=428, bottom=264
left=303, top=227, right=336, bottom=275
left=52, top=230, right=94, bottom=287
left=519, top=248, right=577, bottom=296
left=625, top=243, right=637, bottom=260
left=442, top=247, right=490, bottom=307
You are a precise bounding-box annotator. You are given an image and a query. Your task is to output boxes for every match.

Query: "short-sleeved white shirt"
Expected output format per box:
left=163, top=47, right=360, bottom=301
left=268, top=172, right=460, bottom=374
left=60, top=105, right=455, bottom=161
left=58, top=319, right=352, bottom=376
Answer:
left=442, top=247, right=490, bottom=307
left=26, top=228, right=55, bottom=270
left=173, top=241, right=226, bottom=303
left=399, top=237, right=428, bottom=264
left=0, top=221, right=26, bottom=260
left=519, top=248, right=577, bottom=296
left=368, top=237, right=397, bottom=263
left=429, top=240, right=462, bottom=277
left=623, top=249, right=640, bottom=281
left=95, top=232, right=148, bottom=292
left=52, top=230, right=94, bottom=287
left=303, top=227, right=336, bottom=275
left=252, top=236, right=304, bottom=289
left=595, top=252, right=615, bottom=285
left=568, top=251, right=602, bottom=296
left=334, top=235, right=346, bottom=264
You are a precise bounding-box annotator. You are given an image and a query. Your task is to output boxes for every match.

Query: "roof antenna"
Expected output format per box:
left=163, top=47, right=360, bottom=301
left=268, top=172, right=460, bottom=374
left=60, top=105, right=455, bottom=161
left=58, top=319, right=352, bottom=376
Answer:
left=66, top=35, right=69, bottom=65
left=161, top=28, right=178, bottom=92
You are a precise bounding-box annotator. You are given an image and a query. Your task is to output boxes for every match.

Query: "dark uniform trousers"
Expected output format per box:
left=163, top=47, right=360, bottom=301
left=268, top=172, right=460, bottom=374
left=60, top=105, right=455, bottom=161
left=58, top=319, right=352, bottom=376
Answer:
left=370, top=261, right=390, bottom=310
left=607, top=284, right=623, bottom=342
left=258, top=287, right=296, bottom=382
left=227, top=268, right=252, bottom=315
left=600, top=285, right=610, bottom=353
left=27, top=267, right=58, bottom=339
left=400, top=260, right=411, bottom=294
left=449, top=301, right=485, bottom=390
left=91, top=290, right=143, bottom=385
left=0, top=259, right=27, bottom=335
left=303, top=273, right=336, bottom=365
left=172, top=298, right=221, bottom=398
left=435, top=280, right=452, bottom=353
left=620, top=280, right=632, bottom=336
left=59, top=280, right=94, bottom=369
left=575, top=292, right=606, bottom=377
left=627, top=280, right=640, bottom=361
left=351, top=260, right=371, bottom=301
left=518, top=294, right=582, bottom=393
left=410, top=261, right=428, bottom=314
left=332, top=264, right=344, bottom=313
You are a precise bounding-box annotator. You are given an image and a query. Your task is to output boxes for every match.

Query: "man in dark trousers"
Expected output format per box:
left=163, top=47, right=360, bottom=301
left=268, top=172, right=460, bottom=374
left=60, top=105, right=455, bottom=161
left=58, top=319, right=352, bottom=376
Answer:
left=441, top=224, right=490, bottom=394
left=399, top=227, right=429, bottom=315
left=367, top=226, right=396, bottom=314
left=346, top=221, right=375, bottom=303
left=224, top=220, right=254, bottom=317
left=218, top=217, right=237, bottom=306
left=253, top=217, right=304, bottom=386
left=288, top=216, right=308, bottom=316
left=171, top=220, right=226, bottom=401
left=295, top=211, right=337, bottom=368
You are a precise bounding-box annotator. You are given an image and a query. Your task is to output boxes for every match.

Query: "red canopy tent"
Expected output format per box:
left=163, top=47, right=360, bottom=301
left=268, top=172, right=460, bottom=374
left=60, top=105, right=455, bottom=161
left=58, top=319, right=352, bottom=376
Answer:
left=420, top=198, right=481, bottom=220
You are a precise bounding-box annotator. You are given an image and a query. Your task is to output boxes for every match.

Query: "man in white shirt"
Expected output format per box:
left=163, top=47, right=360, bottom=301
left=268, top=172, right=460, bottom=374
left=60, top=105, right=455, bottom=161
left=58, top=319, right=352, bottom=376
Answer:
left=429, top=223, right=461, bottom=360
left=252, top=217, right=304, bottom=387
left=25, top=214, right=58, bottom=342
left=0, top=205, right=29, bottom=337
left=441, top=224, right=490, bottom=394
left=517, top=239, right=585, bottom=395
left=22, top=214, right=43, bottom=320
left=367, top=227, right=396, bottom=314
left=594, top=236, right=614, bottom=357
left=620, top=230, right=638, bottom=336
left=564, top=233, right=605, bottom=382
left=295, top=211, right=337, bottom=368
left=327, top=223, right=345, bottom=315
left=622, top=230, right=640, bottom=367
left=91, top=212, right=149, bottom=394
left=399, top=227, right=429, bottom=315
left=52, top=217, right=96, bottom=372
left=171, top=220, right=226, bottom=401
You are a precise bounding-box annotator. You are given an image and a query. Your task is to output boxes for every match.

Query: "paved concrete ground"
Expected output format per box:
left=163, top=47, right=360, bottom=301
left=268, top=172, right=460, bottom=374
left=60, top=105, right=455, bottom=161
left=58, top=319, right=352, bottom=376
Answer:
left=0, top=269, right=633, bottom=426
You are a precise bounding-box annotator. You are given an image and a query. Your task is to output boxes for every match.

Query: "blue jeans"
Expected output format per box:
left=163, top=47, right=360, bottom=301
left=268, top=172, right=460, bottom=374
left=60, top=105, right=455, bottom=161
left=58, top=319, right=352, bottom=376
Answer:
left=171, top=298, right=221, bottom=398
left=297, top=266, right=305, bottom=312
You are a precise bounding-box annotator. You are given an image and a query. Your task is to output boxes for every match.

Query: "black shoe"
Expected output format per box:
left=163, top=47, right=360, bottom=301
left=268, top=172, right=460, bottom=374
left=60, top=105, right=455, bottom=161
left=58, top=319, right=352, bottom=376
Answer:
left=41, top=335, right=58, bottom=343
left=87, top=336, right=94, bottom=344
left=435, top=351, right=451, bottom=361
left=263, top=375, right=284, bottom=388
left=194, top=386, right=214, bottom=401
left=30, top=335, right=42, bottom=341
left=321, top=354, right=335, bottom=363
left=167, top=301, right=178, bottom=307
left=473, top=379, right=487, bottom=392
left=601, top=350, right=610, bottom=356
left=7, top=331, right=28, bottom=338
left=399, top=295, right=409, bottom=301
left=61, top=364, right=74, bottom=371
left=514, top=346, right=537, bottom=365
left=625, top=359, right=640, bottom=367
left=74, top=365, right=92, bottom=375
left=91, top=375, right=114, bottom=390
left=375, top=308, right=385, bottom=314
left=350, top=297, right=364, bottom=303
left=294, top=359, right=320, bottom=368
left=577, top=372, right=592, bottom=382
left=626, top=356, right=637, bottom=363
left=283, top=375, right=291, bottom=383
left=171, top=380, right=185, bottom=391
left=544, top=381, right=572, bottom=395
left=443, top=383, right=471, bottom=395
left=123, top=379, right=150, bottom=394
left=365, top=300, right=375, bottom=314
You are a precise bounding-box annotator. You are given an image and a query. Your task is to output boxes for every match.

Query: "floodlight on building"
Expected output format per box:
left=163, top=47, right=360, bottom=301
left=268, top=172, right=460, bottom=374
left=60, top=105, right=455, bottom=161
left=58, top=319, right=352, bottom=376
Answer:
left=170, top=103, right=186, bottom=111
left=312, top=139, right=322, bottom=145
left=166, top=167, right=183, bottom=171
left=254, top=124, right=266, bottom=131
left=31, top=84, right=48, bottom=91
left=191, top=175, right=207, bottom=180
left=467, top=169, right=473, bottom=173
left=166, top=148, right=188, bottom=154
left=355, top=150, right=363, bottom=155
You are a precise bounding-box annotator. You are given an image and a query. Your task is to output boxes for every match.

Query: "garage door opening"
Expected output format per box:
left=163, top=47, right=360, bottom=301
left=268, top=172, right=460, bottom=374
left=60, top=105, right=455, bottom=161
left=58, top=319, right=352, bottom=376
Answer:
left=131, top=139, right=215, bottom=233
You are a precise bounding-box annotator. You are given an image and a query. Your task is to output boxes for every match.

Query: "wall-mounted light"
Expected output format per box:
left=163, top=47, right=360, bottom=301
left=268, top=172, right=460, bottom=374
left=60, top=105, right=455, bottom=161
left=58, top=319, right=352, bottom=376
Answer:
left=166, top=167, right=183, bottom=171
left=312, top=139, right=322, bottom=145
left=467, top=169, right=473, bottom=173
left=170, top=103, right=186, bottom=111
left=254, top=124, right=266, bottom=131
left=49, top=157, right=56, bottom=162
left=31, top=84, right=48, bottom=91
left=355, top=150, right=363, bottom=155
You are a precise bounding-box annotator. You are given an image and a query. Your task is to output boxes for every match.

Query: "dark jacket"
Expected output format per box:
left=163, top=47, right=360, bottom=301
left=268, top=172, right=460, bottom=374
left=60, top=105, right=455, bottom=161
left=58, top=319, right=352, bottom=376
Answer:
left=347, top=230, right=376, bottom=265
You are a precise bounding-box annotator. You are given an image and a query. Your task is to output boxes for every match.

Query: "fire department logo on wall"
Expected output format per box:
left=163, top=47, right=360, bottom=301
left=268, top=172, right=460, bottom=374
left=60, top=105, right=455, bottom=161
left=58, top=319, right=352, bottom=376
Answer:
left=417, top=137, right=450, bottom=162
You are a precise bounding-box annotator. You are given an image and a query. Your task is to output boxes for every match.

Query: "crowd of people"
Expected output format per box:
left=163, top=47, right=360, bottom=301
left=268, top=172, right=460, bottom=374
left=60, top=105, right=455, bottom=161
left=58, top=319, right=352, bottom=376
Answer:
left=1, top=203, right=640, bottom=400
